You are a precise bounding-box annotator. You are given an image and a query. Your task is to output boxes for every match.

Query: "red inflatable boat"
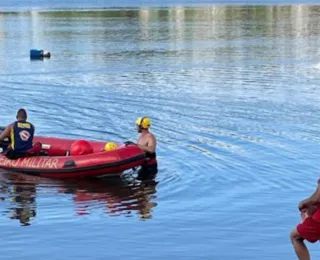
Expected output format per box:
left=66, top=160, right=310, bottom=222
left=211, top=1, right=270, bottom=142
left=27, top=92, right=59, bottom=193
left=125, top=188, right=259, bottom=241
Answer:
left=0, top=136, right=146, bottom=179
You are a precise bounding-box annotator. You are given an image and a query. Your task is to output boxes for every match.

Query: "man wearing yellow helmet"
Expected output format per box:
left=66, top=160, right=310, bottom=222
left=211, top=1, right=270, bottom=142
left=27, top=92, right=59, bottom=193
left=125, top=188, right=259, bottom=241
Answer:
left=135, top=116, right=157, bottom=179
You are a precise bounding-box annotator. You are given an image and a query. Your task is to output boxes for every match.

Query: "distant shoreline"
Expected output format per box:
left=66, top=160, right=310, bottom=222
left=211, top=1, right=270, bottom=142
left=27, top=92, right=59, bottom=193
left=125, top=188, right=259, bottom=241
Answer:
left=0, top=1, right=319, bottom=13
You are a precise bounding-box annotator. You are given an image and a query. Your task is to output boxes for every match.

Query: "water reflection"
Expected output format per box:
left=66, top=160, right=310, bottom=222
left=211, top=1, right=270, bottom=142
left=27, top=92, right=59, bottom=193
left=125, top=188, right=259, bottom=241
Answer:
left=1, top=5, right=320, bottom=55
left=0, top=172, right=159, bottom=226
left=0, top=4, right=319, bottom=95
left=0, top=174, right=37, bottom=226
left=60, top=175, right=159, bottom=220
left=9, top=183, right=36, bottom=226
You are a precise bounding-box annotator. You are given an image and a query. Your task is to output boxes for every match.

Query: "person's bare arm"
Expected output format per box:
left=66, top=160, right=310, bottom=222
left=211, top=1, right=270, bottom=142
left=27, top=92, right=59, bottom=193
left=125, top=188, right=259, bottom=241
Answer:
left=0, top=124, right=12, bottom=142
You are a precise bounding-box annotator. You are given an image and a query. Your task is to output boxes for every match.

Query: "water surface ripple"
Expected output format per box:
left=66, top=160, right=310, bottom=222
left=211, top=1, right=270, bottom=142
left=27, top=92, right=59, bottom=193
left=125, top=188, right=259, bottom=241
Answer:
left=0, top=4, right=320, bottom=260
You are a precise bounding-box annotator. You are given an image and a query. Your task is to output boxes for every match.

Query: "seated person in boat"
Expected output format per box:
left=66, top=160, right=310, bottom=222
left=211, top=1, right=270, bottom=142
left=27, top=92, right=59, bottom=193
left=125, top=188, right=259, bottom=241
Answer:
left=135, top=117, right=158, bottom=179
left=0, top=108, right=37, bottom=158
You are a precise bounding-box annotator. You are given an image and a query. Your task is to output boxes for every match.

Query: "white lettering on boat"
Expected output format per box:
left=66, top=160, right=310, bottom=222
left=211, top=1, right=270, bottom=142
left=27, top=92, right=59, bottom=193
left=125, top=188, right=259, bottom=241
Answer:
left=0, top=156, right=59, bottom=169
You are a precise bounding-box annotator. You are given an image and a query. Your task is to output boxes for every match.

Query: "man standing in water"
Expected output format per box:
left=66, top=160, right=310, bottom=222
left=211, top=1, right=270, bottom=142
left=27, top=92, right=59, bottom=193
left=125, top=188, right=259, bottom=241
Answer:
left=290, top=178, right=320, bottom=260
left=132, top=117, right=158, bottom=179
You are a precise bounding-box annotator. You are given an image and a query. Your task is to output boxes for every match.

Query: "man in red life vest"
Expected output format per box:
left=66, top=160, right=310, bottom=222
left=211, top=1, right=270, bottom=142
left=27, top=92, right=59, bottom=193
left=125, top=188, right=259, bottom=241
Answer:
left=290, top=177, right=320, bottom=260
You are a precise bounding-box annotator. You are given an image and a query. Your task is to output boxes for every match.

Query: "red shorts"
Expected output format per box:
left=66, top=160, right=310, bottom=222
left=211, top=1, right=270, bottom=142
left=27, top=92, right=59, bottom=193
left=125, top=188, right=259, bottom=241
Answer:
left=297, top=217, right=320, bottom=243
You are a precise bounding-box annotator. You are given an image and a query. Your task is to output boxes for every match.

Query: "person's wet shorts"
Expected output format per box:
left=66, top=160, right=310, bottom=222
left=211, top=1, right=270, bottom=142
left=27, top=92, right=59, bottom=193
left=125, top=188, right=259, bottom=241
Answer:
left=297, top=216, right=320, bottom=243
left=4, top=148, right=27, bottom=160
left=137, top=163, right=158, bottom=180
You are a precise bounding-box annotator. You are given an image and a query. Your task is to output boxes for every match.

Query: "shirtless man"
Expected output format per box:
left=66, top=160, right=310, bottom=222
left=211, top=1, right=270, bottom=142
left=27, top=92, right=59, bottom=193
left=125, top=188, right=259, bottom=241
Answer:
left=134, top=117, right=158, bottom=178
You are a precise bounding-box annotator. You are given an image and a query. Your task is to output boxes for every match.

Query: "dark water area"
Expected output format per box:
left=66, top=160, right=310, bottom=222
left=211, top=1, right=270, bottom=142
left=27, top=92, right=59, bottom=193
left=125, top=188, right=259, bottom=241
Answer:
left=1, top=3, right=320, bottom=260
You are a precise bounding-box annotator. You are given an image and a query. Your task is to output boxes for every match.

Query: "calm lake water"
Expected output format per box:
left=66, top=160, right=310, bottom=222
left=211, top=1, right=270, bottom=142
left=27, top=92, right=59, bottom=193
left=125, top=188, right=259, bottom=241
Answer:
left=1, top=2, right=320, bottom=260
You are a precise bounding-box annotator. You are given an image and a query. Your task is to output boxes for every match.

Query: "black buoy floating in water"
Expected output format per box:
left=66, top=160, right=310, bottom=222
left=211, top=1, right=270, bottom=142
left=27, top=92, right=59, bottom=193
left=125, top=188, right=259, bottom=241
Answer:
left=30, top=49, right=51, bottom=60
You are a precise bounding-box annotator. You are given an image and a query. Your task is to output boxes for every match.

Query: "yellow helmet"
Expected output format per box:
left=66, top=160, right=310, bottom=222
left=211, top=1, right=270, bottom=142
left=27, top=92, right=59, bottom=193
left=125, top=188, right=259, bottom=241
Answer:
left=104, top=142, right=118, bottom=151
left=136, top=117, right=151, bottom=129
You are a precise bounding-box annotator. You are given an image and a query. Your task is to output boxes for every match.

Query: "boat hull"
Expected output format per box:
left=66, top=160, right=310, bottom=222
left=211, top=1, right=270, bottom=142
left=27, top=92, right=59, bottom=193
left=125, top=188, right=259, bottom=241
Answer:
left=0, top=136, right=145, bottom=179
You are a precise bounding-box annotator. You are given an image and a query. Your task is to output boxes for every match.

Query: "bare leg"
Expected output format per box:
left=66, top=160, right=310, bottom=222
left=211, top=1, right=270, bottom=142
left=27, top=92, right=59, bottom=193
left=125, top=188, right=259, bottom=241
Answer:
left=290, top=228, right=310, bottom=260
